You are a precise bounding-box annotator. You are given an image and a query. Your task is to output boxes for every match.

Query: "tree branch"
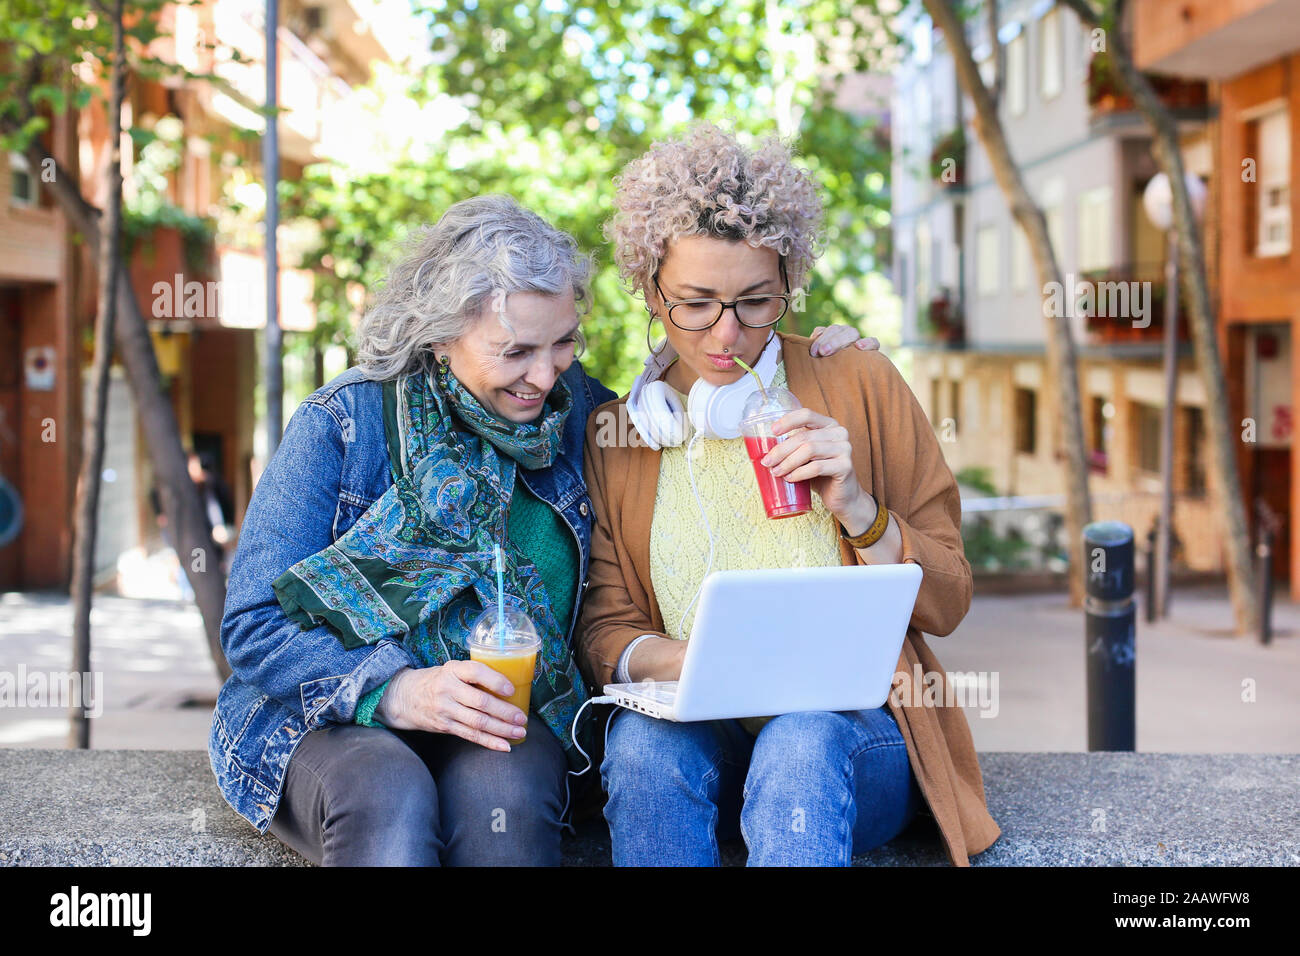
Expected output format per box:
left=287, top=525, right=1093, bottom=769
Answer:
left=1058, top=0, right=1102, bottom=29
left=1058, top=0, right=1259, bottom=632
left=987, top=0, right=1001, bottom=104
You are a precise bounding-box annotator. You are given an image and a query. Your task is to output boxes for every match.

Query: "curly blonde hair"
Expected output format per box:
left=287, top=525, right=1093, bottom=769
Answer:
left=605, top=122, right=824, bottom=301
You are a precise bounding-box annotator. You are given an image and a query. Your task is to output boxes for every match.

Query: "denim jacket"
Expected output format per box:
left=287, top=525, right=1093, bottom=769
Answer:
left=208, top=361, right=616, bottom=834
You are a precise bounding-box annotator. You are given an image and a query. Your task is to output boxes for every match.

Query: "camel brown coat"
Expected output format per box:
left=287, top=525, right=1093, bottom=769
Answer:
left=577, top=332, right=1002, bottom=866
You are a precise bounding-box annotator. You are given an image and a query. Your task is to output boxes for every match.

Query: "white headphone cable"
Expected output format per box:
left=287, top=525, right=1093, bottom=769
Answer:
left=561, top=693, right=617, bottom=833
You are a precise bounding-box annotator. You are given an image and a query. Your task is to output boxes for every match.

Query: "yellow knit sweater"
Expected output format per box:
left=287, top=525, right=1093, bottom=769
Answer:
left=648, top=360, right=844, bottom=734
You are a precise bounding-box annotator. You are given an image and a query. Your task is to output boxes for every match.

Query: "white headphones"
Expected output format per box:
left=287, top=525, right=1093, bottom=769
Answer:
left=627, top=333, right=782, bottom=449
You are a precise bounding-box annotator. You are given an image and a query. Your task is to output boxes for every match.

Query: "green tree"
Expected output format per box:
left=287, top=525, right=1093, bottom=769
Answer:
left=288, top=0, right=898, bottom=393
left=0, top=0, right=231, bottom=683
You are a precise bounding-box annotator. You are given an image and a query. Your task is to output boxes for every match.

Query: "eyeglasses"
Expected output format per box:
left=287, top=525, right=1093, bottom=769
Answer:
left=652, top=258, right=791, bottom=331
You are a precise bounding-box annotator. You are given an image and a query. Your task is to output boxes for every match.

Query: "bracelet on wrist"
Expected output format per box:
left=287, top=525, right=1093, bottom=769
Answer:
left=840, top=492, right=889, bottom=549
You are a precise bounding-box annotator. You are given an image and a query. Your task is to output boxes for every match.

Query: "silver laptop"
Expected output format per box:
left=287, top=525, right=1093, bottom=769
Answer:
left=603, top=563, right=923, bottom=722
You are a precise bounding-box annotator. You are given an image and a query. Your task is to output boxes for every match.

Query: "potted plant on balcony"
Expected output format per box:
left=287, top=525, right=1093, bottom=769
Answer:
left=929, top=127, right=966, bottom=189
left=1087, top=51, right=1134, bottom=113
left=125, top=202, right=217, bottom=320
left=922, top=290, right=964, bottom=344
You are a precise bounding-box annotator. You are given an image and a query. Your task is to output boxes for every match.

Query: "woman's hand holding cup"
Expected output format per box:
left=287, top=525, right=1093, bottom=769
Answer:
left=762, top=408, right=867, bottom=520
left=375, top=663, right=528, bottom=751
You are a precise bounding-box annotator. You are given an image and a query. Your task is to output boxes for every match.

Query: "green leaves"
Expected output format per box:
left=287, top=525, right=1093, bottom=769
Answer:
left=0, top=0, right=174, bottom=150
left=294, top=0, right=899, bottom=391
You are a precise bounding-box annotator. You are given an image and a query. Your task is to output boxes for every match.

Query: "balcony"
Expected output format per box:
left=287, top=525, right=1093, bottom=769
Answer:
left=1087, top=51, right=1209, bottom=121
left=1079, top=264, right=1192, bottom=345
left=126, top=217, right=219, bottom=325
left=1133, top=0, right=1300, bottom=81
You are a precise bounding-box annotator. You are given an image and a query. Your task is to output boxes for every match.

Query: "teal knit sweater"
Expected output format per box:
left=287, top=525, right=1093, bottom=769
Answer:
left=354, top=480, right=579, bottom=726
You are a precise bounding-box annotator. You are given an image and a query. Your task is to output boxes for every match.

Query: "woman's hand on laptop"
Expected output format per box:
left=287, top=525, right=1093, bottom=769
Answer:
left=625, top=636, right=688, bottom=683
left=375, top=663, right=529, bottom=750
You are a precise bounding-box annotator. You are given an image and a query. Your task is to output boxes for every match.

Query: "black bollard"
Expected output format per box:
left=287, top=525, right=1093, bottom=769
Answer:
left=1258, top=525, right=1274, bottom=646
left=1083, top=521, right=1136, bottom=751
left=1145, top=523, right=1158, bottom=625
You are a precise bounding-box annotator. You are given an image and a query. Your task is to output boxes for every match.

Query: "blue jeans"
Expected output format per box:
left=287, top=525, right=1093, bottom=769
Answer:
left=600, top=706, right=923, bottom=866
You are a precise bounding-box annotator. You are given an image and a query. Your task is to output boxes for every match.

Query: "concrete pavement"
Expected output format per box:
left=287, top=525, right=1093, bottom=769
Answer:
left=1, top=583, right=1297, bottom=752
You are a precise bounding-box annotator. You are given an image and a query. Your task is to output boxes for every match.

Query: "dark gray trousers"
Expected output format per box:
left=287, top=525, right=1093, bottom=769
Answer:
left=267, top=714, right=568, bottom=866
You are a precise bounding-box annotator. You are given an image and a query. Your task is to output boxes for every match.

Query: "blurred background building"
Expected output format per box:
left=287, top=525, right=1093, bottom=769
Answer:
left=894, top=0, right=1294, bottom=595
left=1133, top=0, right=1297, bottom=599
left=0, top=0, right=408, bottom=592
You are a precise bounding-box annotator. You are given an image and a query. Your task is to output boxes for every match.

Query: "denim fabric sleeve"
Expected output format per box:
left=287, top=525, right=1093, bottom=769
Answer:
left=585, top=369, right=618, bottom=407
left=220, top=399, right=417, bottom=728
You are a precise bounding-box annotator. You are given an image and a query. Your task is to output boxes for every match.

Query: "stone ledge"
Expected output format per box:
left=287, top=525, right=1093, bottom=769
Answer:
left=1, top=750, right=1296, bottom=866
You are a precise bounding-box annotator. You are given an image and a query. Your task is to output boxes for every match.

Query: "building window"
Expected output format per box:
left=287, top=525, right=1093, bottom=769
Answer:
left=915, top=80, right=932, bottom=150
left=916, top=217, right=932, bottom=304
left=1007, top=34, right=1027, bottom=116
left=9, top=151, right=36, bottom=207
left=1182, top=405, right=1206, bottom=496
left=930, top=377, right=943, bottom=428
left=1038, top=177, right=1066, bottom=263
left=977, top=224, right=1000, bottom=296
left=1012, top=224, right=1031, bottom=292
left=1040, top=8, right=1063, bottom=101
left=1133, top=402, right=1162, bottom=475
left=1078, top=186, right=1112, bottom=272
left=1014, top=387, right=1037, bottom=455
left=965, top=379, right=981, bottom=433
left=1089, top=395, right=1113, bottom=473
left=949, top=379, right=961, bottom=431
left=1255, top=107, right=1290, bottom=257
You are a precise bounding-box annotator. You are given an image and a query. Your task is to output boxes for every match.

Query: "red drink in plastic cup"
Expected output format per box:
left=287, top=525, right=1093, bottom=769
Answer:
left=740, top=386, right=813, bottom=520
left=744, top=434, right=813, bottom=519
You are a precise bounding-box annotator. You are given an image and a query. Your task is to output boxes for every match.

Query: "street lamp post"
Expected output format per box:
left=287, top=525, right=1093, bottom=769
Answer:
left=264, top=0, right=282, bottom=457
left=1140, top=171, right=1206, bottom=620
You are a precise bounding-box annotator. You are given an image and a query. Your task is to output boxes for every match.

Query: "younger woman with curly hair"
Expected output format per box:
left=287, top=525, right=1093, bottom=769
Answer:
left=577, top=123, right=1002, bottom=866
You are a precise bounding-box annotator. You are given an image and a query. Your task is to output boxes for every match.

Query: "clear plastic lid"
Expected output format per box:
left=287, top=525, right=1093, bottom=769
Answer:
left=467, top=605, right=541, bottom=652
left=740, top=386, right=801, bottom=425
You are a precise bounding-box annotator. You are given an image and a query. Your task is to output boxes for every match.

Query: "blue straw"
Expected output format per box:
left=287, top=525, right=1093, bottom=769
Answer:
left=494, top=544, right=505, bottom=648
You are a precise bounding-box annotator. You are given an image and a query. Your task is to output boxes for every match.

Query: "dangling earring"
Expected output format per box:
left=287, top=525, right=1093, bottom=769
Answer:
left=432, top=351, right=451, bottom=389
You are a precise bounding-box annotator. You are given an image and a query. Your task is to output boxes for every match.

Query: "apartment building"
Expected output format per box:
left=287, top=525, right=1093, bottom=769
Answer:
left=1135, top=0, right=1298, bottom=595
left=0, top=0, right=404, bottom=590
left=892, top=0, right=1221, bottom=573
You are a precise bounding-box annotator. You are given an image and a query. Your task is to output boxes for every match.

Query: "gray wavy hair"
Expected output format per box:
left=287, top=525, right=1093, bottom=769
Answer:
left=356, top=195, right=592, bottom=381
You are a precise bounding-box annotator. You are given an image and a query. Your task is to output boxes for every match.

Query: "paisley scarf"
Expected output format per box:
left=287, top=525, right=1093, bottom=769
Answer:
left=273, top=361, right=595, bottom=768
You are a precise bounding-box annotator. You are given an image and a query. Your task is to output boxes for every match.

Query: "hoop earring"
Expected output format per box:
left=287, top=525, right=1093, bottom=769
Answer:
left=646, top=314, right=667, bottom=358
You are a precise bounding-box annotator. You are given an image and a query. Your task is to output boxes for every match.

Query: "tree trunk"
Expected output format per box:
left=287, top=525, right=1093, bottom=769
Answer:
left=1060, top=0, right=1258, bottom=633
left=23, top=145, right=232, bottom=682
left=923, top=0, right=1094, bottom=605
left=68, top=0, right=125, bottom=749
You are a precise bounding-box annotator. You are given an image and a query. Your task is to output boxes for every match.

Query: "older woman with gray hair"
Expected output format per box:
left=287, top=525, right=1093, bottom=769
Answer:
left=208, top=193, right=871, bottom=867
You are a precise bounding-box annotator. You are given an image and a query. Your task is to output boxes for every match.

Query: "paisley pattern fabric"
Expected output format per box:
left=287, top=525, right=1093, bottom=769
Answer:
left=273, top=363, right=596, bottom=767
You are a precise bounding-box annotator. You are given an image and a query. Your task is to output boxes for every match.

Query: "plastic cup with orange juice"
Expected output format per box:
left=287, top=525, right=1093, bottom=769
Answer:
left=466, top=606, right=540, bottom=742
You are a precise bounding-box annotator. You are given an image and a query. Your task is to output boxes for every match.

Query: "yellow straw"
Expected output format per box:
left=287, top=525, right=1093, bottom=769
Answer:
left=732, top=355, right=767, bottom=401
